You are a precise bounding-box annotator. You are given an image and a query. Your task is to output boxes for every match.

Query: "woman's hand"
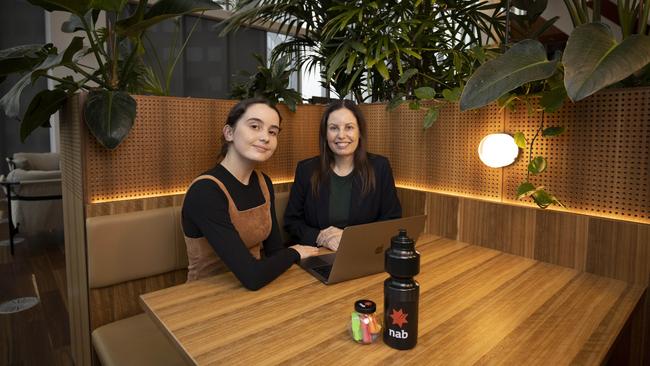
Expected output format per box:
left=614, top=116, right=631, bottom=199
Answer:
left=290, top=244, right=320, bottom=259
left=316, top=226, right=344, bottom=251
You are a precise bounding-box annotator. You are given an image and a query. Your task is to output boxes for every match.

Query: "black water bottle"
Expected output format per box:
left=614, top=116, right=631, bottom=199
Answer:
left=383, top=229, right=420, bottom=350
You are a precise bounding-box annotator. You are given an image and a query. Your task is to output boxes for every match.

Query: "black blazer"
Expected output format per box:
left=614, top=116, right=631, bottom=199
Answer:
left=284, top=154, right=402, bottom=245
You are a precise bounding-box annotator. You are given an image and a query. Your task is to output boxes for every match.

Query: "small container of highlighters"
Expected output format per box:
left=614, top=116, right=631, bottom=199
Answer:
left=349, top=299, right=381, bottom=344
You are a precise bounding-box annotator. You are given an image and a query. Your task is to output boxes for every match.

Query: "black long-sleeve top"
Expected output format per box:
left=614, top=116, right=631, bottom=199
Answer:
left=284, top=154, right=402, bottom=245
left=182, top=164, right=299, bottom=290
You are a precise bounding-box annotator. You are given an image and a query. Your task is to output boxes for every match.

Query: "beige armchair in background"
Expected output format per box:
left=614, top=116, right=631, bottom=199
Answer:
left=1, top=152, right=63, bottom=255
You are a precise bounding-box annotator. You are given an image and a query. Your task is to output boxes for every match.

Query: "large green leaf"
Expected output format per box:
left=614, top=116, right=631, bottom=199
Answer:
left=0, top=44, right=51, bottom=77
left=20, top=89, right=68, bottom=142
left=414, top=86, right=435, bottom=100
left=89, top=0, right=127, bottom=11
left=459, top=39, right=558, bottom=111
left=563, top=22, right=650, bottom=101
left=116, top=0, right=222, bottom=37
left=0, top=38, right=82, bottom=118
left=84, top=90, right=136, bottom=149
left=27, top=0, right=91, bottom=15
left=0, top=74, right=34, bottom=118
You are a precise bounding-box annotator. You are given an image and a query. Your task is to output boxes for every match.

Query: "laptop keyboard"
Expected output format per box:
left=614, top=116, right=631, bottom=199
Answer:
left=313, top=265, right=332, bottom=279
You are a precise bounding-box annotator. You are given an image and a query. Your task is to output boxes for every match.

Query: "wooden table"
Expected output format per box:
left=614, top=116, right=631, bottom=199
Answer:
left=140, top=235, right=645, bottom=365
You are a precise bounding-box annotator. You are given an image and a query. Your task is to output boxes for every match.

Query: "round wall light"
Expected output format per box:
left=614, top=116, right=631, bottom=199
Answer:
left=477, top=133, right=519, bottom=168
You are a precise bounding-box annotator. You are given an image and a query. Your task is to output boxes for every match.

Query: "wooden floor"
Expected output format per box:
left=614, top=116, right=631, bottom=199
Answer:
left=0, top=220, right=73, bottom=366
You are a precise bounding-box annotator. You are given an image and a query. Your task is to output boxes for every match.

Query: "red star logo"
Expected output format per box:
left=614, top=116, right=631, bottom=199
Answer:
left=390, top=308, right=408, bottom=328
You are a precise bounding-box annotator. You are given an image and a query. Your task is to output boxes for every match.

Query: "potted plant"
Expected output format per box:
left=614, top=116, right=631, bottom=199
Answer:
left=221, top=0, right=506, bottom=127
left=0, top=0, right=221, bottom=149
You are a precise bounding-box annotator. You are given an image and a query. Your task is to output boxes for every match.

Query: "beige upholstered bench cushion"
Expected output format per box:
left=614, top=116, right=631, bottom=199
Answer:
left=92, top=313, right=187, bottom=366
left=87, top=206, right=188, bottom=288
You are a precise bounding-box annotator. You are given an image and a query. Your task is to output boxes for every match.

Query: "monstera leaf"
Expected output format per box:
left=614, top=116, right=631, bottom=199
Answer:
left=84, top=90, right=136, bottom=149
left=460, top=40, right=559, bottom=111
left=21, top=89, right=68, bottom=142
left=563, top=22, right=650, bottom=101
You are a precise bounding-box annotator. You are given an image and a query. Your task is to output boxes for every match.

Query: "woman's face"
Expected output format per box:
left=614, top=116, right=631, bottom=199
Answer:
left=224, top=103, right=280, bottom=163
left=326, top=108, right=359, bottom=159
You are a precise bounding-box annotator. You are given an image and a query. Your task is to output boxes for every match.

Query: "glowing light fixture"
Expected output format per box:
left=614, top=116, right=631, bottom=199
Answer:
left=478, top=133, right=519, bottom=168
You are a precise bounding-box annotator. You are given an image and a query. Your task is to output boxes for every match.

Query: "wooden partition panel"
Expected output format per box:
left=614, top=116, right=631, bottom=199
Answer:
left=60, top=95, right=91, bottom=366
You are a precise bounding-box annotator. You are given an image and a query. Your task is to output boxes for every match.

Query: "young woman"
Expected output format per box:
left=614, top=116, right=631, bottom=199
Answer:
left=182, top=98, right=318, bottom=290
left=284, top=99, right=402, bottom=251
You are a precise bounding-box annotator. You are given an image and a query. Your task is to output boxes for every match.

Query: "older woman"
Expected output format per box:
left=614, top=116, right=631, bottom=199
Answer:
left=284, top=99, right=402, bottom=251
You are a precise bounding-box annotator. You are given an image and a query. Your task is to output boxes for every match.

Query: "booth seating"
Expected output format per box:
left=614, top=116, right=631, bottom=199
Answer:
left=89, top=191, right=291, bottom=366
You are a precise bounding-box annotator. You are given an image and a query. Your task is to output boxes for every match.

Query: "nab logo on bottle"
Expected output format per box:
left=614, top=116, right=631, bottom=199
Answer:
left=388, top=308, right=409, bottom=339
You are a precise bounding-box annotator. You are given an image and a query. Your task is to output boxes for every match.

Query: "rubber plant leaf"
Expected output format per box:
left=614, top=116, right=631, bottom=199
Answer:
left=460, top=39, right=558, bottom=111
left=563, top=22, right=650, bottom=101
left=84, top=90, right=136, bottom=149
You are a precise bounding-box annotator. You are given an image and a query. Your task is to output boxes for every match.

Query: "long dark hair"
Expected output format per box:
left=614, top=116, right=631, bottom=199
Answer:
left=218, top=98, right=282, bottom=158
left=311, top=99, right=375, bottom=197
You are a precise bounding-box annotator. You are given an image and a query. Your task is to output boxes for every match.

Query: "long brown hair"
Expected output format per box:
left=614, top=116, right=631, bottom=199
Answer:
left=310, top=99, right=375, bottom=197
left=218, top=98, right=282, bottom=158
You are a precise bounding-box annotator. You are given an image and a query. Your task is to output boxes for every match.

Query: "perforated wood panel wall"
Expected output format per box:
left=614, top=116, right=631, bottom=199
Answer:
left=257, top=104, right=321, bottom=181
left=360, top=102, right=503, bottom=199
left=503, top=88, right=650, bottom=221
left=84, top=97, right=322, bottom=203
left=80, top=89, right=650, bottom=223
left=85, top=96, right=230, bottom=202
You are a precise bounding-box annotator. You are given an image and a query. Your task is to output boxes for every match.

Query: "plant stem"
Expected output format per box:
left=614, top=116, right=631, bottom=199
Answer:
left=640, top=0, right=650, bottom=35
left=593, top=0, right=602, bottom=22
left=67, top=64, right=107, bottom=87
left=41, top=74, right=80, bottom=87
left=528, top=113, right=544, bottom=180
left=79, top=15, right=109, bottom=84
left=167, top=14, right=203, bottom=95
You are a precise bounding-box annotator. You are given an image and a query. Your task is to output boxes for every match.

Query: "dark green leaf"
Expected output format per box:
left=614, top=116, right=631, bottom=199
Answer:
left=460, top=39, right=559, bottom=111
left=516, top=181, right=536, bottom=199
left=398, top=68, right=418, bottom=85
left=0, top=74, right=34, bottom=117
left=531, top=189, right=564, bottom=209
left=0, top=44, right=50, bottom=77
left=20, top=89, right=68, bottom=142
left=387, top=94, right=406, bottom=110
left=514, top=132, right=527, bottom=148
left=117, top=0, right=222, bottom=37
left=61, top=12, right=92, bottom=33
left=414, top=86, right=435, bottom=100
left=27, top=0, right=91, bottom=15
left=539, top=86, right=567, bottom=113
left=409, top=100, right=420, bottom=110
left=497, top=93, right=518, bottom=111
left=542, top=126, right=565, bottom=137
left=375, top=61, right=389, bottom=80
left=442, top=87, right=461, bottom=102
left=528, top=156, right=547, bottom=174
left=563, top=23, right=650, bottom=101
left=423, top=107, right=439, bottom=129
left=89, top=0, right=127, bottom=11
left=84, top=90, right=136, bottom=149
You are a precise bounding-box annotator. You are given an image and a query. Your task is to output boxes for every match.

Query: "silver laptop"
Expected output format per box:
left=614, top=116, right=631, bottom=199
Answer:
left=299, top=215, right=426, bottom=284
